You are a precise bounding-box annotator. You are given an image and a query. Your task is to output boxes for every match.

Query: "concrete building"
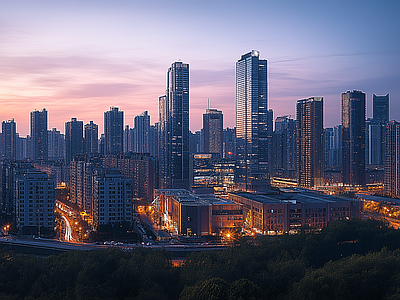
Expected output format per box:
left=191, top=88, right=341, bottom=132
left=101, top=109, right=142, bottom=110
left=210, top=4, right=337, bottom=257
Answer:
left=154, top=189, right=243, bottom=236
left=15, top=171, right=55, bottom=235
left=342, top=90, right=366, bottom=186
left=104, top=107, right=124, bottom=155
left=84, top=121, right=98, bottom=154
left=203, top=109, right=223, bottom=157
left=92, top=169, right=133, bottom=229
left=296, top=97, right=324, bottom=187
left=30, top=108, right=48, bottom=161
left=228, top=189, right=361, bottom=234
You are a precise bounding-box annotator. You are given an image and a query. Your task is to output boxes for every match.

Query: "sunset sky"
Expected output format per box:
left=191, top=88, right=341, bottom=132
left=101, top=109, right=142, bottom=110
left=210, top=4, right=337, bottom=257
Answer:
left=1, top=0, right=399, bottom=136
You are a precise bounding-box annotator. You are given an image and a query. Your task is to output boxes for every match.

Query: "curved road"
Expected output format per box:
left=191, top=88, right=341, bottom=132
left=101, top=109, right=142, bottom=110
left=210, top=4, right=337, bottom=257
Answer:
left=62, top=215, right=75, bottom=242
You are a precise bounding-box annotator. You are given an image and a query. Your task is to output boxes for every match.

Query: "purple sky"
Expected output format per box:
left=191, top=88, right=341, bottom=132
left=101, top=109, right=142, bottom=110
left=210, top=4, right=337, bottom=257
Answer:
left=1, top=0, right=399, bottom=136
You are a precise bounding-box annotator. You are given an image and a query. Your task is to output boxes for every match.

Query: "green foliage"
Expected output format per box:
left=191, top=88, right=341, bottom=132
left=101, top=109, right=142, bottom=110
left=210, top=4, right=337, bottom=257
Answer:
left=2, top=219, right=400, bottom=299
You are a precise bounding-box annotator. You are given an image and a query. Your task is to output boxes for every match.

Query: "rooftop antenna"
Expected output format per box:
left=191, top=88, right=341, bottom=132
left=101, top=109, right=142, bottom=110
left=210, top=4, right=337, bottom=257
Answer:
left=207, top=98, right=210, bottom=110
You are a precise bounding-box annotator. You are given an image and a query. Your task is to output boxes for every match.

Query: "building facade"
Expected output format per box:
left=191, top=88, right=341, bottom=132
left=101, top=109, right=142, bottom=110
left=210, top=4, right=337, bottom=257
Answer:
left=373, top=93, right=389, bottom=123
left=229, top=190, right=361, bottom=234
left=133, top=111, right=150, bottom=154
left=296, top=97, right=324, bottom=187
left=341, top=90, right=366, bottom=186
left=65, top=118, right=84, bottom=163
left=384, top=121, right=400, bottom=197
left=236, top=50, right=269, bottom=191
left=159, top=62, right=190, bottom=189
left=1, top=119, right=17, bottom=160
left=274, top=116, right=296, bottom=179
left=30, top=108, right=48, bottom=161
left=203, top=109, right=223, bottom=157
left=15, top=171, right=54, bottom=234
left=84, top=121, right=98, bottom=154
left=104, top=107, right=124, bottom=155
left=92, top=169, right=133, bottom=229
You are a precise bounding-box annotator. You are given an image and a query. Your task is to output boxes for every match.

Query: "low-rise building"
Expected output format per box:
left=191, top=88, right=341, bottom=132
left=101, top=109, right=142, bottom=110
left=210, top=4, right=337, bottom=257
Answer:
left=154, top=189, right=242, bottom=236
left=228, top=189, right=361, bottom=234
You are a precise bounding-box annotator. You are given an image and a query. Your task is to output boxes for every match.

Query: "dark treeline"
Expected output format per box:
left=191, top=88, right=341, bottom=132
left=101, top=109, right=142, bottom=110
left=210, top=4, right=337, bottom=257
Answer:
left=2, top=219, right=400, bottom=299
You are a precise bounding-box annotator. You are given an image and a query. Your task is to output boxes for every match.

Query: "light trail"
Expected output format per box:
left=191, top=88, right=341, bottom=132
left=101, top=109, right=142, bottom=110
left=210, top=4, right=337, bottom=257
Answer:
left=62, top=215, right=75, bottom=242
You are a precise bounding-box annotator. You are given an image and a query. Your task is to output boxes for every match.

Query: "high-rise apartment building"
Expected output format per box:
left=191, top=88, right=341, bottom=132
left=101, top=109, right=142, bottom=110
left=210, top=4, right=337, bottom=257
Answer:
left=373, top=93, right=389, bottom=123
left=84, top=121, right=98, bottom=154
left=342, top=90, right=366, bottom=186
left=365, top=118, right=383, bottom=166
left=296, top=97, right=324, bottom=187
left=384, top=121, right=400, bottom=197
left=133, top=111, right=150, bottom=154
left=149, top=123, right=159, bottom=159
left=48, top=128, right=65, bottom=161
left=30, top=108, right=48, bottom=161
left=274, top=116, right=296, bottom=179
left=1, top=119, right=17, bottom=160
left=15, top=171, right=54, bottom=234
left=159, top=62, right=190, bottom=189
left=236, top=50, right=269, bottom=191
left=104, top=107, right=124, bottom=155
left=92, top=169, right=133, bottom=228
left=203, top=109, right=223, bottom=157
left=65, top=118, right=84, bottom=163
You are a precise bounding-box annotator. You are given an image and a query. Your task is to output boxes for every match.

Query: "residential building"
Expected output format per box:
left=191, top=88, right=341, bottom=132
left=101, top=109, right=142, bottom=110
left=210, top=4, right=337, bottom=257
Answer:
left=84, top=121, right=98, bottom=154
left=48, top=128, right=65, bottom=161
left=65, top=118, right=84, bottom=163
left=30, top=108, right=48, bottom=161
left=384, top=121, right=400, bottom=197
left=342, top=90, right=366, bottom=186
left=296, top=97, right=324, bottom=187
left=92, top=169, right=133, bottom=229
left=203, top=109, right=223, bottom=157
left=133, top=111, right=150, bottom=153
left=15, top=171, right=54, bottom=235
left=104, top=107, right=124, bottom=155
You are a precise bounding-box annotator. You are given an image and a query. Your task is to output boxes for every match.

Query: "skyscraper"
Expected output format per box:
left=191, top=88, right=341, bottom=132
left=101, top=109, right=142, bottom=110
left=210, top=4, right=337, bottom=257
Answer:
left=296, top=97, right=324, bottom=187
left=1, top=119, right=17, bottom=160
left=133, top=111, right=150, bottom=154
left=373, top=93, right=389, bottom=123
left=159, top=62, right=190, bottom=189
left=365, top=118, right=383, bottom=166
left=342, top=90, right=366, bottom=186
left=65, top=118, right=84, bottom=163
left=30, top=108, right=48, bottom=161
left=203, top=108, right=223, bottom=157
left=236, top=50, right=269, bottom=191
left=384, top=121, right=400, bottom=197
left=84, top=121, right=98, bottom=154
left=104, top=107, right=124, bottom=155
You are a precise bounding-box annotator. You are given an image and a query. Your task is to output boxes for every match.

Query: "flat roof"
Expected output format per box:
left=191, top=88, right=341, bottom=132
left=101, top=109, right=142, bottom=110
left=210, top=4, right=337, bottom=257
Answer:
left=230, top=191, right=356, bottom=205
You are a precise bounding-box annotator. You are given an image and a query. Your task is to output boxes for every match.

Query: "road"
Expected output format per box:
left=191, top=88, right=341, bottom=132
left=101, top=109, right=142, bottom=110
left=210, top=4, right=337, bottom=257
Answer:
left=61, top=215, right=75, bottom=242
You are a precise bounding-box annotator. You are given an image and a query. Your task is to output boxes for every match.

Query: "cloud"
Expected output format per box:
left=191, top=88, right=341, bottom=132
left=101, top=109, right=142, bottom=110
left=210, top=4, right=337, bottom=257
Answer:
left=61, top=83, right=140, bottom=98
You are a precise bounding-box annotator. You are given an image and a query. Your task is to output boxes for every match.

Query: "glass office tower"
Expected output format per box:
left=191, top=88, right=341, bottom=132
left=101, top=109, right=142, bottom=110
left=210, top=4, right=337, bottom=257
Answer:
left=159, top=62, right=190, bottom=189
left=236, top=50, right=269, bottom=191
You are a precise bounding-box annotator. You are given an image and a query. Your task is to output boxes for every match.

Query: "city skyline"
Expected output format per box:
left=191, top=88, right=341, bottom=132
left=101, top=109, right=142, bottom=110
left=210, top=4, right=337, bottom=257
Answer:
left=1, top=1, right=400, bottom=135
